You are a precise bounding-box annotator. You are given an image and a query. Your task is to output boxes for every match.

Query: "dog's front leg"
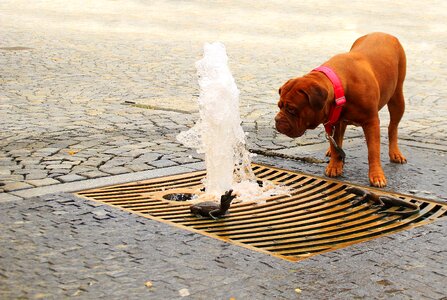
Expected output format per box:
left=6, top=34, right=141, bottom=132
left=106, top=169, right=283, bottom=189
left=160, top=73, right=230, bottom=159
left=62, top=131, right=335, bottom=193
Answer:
left=325, top=122, right=347, bottom=157
left=324, top=122, right=347, bottom=177
left=362, top=118, right=387, bottom=187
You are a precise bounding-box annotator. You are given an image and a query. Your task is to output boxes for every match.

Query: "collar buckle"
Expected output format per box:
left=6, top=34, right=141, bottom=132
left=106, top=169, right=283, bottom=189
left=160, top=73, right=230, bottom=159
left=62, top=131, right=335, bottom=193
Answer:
left=335, top=96, right=346, bottom=106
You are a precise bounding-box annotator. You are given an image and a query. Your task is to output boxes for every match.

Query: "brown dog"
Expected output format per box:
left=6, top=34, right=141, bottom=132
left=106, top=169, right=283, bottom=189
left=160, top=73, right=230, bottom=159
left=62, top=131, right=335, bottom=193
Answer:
left=275, top=32, right=407, bottom=187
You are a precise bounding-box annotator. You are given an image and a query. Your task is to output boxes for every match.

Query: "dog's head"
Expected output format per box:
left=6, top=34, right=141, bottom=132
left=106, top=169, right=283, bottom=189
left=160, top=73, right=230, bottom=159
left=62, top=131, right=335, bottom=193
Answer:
left=275, top=76, right=329, bottom=138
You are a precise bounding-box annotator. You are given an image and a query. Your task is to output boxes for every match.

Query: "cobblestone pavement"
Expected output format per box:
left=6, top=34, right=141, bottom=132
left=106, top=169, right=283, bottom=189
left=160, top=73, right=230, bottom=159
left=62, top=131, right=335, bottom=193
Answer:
left=1, top=0, right=446, bottom=298
left=1, top=0, right=446, bottom=199
left=1, top=193, right=446, bottom=299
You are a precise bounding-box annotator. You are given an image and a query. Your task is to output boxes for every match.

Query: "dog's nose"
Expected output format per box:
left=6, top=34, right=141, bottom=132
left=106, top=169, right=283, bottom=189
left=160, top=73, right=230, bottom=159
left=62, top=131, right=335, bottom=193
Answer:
left=274, top=114, right=290, bottom=133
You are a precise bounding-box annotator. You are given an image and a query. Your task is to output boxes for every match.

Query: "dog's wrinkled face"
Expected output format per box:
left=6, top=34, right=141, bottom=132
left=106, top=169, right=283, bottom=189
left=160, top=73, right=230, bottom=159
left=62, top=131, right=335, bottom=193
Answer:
left=275, top=77, right=328, bottom=138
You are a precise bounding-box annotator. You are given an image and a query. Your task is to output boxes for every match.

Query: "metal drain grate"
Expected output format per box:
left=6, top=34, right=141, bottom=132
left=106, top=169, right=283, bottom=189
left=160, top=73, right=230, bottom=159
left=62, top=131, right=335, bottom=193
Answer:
left=76, top=164, right=447, bottom=262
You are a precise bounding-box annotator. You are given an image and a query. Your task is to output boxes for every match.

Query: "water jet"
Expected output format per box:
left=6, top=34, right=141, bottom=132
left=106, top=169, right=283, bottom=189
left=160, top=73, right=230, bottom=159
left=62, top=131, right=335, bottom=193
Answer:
left=177, top=42, right=288, bottom=203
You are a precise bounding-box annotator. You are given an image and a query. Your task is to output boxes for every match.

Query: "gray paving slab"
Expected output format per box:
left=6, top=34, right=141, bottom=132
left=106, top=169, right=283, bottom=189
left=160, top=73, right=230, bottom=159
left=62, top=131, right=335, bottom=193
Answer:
left=10, top=163, right=203, bottom=199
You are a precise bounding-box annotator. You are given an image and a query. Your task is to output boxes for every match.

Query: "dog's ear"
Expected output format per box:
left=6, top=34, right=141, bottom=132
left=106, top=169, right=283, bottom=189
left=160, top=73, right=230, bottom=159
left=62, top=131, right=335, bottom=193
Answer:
left=302, top=82, right=328, bottom=111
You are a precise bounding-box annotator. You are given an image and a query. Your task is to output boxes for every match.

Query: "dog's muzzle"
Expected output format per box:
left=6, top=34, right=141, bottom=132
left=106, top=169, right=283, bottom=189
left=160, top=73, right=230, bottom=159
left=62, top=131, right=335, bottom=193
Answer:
left=275, top=113, right=307, bottom=138
left=274, top=114, right=291, bottom=134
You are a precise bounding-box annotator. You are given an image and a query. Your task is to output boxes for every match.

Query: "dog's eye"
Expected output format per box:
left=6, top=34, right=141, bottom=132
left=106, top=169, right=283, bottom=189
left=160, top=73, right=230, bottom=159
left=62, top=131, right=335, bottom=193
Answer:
left=286, top=106, right=297, bottom=115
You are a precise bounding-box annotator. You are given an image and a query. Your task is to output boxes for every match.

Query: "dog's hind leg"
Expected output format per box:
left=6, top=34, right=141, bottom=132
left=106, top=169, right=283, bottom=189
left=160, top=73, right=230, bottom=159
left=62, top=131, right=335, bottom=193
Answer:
left=387, top=89, right=407, bottom=164
left=387, top=44, right=407, bottom=164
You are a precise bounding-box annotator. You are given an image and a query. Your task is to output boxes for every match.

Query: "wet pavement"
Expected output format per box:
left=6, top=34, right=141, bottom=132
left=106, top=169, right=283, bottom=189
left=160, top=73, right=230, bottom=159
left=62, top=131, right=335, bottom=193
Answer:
left=1, top=0, right=446, bottom=299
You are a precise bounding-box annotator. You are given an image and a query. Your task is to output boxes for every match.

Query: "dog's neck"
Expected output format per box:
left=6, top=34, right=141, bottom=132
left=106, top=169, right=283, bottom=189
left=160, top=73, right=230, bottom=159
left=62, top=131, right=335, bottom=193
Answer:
left=308, top=71, right=336, bottom=125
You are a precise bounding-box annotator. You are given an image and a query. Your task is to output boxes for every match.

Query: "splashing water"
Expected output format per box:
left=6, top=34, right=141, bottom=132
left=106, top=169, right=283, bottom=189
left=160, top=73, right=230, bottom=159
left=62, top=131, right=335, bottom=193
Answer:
left=177, top=42, right=288, bottom=202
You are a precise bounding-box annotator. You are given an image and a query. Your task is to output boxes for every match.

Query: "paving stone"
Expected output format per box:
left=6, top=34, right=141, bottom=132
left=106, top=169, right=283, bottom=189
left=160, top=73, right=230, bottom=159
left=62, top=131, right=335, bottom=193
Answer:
left=26, top=178, right=60, bottom=187
left=34, top=148, right=60, bottom=156
left=8, top=150, right=31, bottom=157
left=125, top=163, right=154, bottom=172
left=0, top=193, right=23, bottom=202
left=0, top=161, right=17, bottom=168
left=79, top=171, right=109, bottom=179
left=103, top=148, right=127, bottom=155
left=0, top=169, right=11, bottom=176
left=45, top=164, right=73, bottom=170
left=122, top=148, right=148, bottom=157
left=25, top=171, right=48, bottom=180
left=135, top=153, right=162, bottom=162
left=71, top=166, right=96, bottom=173
left=99, top=166, right=132, bottom=175
left=47, top=169, right=71, bottom=176
left=2, top=182, right=34, bottom=192
left=56, top=174, right=86, bottom=183
left=148, top=159, right=178, bottom=168
left=100, top=157, right=133, bottom=168
left=0, top=175, right=25, bottom=182
left=82, top=159, right=105, bottom=167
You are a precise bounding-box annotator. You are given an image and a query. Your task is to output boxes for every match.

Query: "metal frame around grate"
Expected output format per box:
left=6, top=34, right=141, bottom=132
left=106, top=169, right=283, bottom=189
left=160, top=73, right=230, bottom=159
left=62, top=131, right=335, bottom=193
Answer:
left=76, top=164, right=446, bottom=262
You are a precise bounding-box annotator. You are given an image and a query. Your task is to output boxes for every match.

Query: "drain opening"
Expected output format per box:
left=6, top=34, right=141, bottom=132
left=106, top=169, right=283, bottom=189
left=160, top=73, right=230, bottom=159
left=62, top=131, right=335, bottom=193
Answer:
left=76, top=163, right=447, bottom=262
left=163, top=193, right=195, bottom=202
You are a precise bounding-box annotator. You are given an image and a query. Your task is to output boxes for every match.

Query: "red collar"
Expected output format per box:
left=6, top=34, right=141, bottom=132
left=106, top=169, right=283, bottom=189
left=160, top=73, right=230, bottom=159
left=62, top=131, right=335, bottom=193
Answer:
left=312, top=66, right=346, bottom=135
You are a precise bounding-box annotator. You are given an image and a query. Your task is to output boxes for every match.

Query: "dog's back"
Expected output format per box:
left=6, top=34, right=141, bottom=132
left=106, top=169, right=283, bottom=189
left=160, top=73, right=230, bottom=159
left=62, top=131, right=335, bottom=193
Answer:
left=350, top=32, right=406, bottom=106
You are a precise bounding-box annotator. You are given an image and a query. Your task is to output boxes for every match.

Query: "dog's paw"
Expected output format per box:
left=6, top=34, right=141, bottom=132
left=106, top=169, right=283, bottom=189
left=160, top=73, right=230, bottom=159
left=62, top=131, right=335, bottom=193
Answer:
left=325, top=162, right=343, bottom=177
left=389, top=151, right=407, bottom=164
left=369, top=171, right=387, bottom=188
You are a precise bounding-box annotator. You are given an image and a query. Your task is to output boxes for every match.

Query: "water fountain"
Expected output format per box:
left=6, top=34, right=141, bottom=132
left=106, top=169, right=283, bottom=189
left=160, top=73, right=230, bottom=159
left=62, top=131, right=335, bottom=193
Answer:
left=177, top=42, right=288, bottom=203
